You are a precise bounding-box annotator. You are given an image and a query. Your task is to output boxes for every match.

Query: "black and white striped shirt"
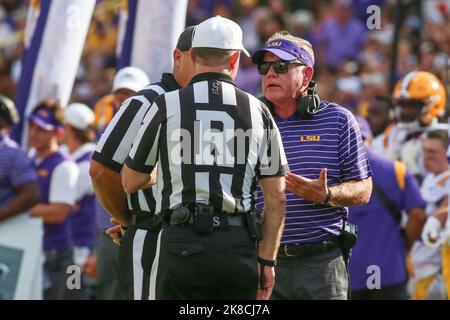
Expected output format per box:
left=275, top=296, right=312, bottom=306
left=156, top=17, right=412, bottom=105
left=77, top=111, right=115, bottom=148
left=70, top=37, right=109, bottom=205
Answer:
left=125, top=72, right=289, bottom=215
left=92, top=73, right=180, bottom=214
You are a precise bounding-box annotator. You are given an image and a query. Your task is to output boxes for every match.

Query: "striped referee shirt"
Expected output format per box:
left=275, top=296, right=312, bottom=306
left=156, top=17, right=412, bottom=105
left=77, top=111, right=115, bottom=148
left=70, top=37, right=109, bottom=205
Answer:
left=92, top=73, right=180, bottom=216
left=257, top=101, right=372, bottom=244
left=125, top=72, right=289, bottom=215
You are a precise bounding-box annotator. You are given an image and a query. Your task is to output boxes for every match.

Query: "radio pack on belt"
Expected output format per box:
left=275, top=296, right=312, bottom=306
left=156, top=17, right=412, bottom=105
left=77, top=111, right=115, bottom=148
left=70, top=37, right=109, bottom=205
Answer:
left=340, top=221, right=358, bottom=262
left=193, top=203, right=215, bottom=234
left=246, top=209, right=263, bottom=241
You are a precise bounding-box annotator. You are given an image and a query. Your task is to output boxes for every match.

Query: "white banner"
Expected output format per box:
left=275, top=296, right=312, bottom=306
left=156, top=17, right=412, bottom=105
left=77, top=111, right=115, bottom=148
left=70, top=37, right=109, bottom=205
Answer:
left=14, top=0, right=95, bottom=146
left=116, top=0, right=188, bottom=82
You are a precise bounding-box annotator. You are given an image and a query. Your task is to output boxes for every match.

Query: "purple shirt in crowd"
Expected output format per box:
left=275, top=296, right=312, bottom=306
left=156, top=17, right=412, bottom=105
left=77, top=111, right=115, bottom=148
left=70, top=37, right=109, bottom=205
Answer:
left=33, top=151, right=73, bottom=251
left=0, top=133, right=37, bottom=210
left=257, top=101, right=371, bottom=244
left=71, top=148, right=97, bottom=248
left=316, top=18, right=367, bottom=67
left=348, top=149, right=425, bottom=290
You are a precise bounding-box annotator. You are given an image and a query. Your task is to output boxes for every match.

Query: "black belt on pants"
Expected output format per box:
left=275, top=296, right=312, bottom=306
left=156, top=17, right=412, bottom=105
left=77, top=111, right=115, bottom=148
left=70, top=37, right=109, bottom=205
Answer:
left=163, top=204, right=247, bottom=229
left=129, top=211, right=155, bottom=230
left=279, top=236, right=341, bottom=258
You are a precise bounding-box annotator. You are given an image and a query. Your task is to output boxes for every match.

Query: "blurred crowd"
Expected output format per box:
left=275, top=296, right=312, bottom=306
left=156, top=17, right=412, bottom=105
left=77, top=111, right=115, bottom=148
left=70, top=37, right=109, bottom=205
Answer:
left=0, top=0, right=449, bottom=117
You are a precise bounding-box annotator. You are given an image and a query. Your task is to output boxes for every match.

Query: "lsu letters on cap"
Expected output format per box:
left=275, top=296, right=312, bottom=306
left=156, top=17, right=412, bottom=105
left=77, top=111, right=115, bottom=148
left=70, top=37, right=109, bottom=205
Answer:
left=192, top=15, right=250, bottom=57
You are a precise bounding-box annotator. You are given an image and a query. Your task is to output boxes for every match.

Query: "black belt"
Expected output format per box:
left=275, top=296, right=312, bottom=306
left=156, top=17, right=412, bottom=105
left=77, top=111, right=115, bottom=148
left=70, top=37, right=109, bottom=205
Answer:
left=129, top=212, right=156, bottom=230
left=163, top=204, right=246, bottom=228
left=186, top=212, right=246, bottom=227
left=279, top=236, right=341, bottom=258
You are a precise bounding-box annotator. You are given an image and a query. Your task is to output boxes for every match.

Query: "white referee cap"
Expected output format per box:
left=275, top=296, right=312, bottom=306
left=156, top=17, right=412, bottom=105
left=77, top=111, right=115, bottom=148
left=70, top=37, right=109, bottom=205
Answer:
left=64, top=103, right=94, bottom=130
left=192, top=15, right=250, bottom=57
left=113, top=66, right=150, bottom=93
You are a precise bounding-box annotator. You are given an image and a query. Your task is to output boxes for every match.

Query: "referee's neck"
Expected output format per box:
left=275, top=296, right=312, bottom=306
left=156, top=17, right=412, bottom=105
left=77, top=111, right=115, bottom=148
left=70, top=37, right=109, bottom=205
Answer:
left=194, top=66, right=234, bottom=79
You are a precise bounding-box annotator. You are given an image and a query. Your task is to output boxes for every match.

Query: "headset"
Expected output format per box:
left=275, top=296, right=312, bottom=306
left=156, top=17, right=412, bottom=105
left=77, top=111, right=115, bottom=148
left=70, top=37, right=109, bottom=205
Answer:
left=260, top=80, right=322, bottom=119
left=0, top=95, right=19, bottom=125
left=296, top=80, right=321, bottom=119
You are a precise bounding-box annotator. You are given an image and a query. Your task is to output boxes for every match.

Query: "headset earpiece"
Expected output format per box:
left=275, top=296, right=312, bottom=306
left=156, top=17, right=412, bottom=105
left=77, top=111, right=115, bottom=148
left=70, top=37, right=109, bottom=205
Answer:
left=296, top=80, right=321, bottom=119
left=259, top=81, right=322, bottom=119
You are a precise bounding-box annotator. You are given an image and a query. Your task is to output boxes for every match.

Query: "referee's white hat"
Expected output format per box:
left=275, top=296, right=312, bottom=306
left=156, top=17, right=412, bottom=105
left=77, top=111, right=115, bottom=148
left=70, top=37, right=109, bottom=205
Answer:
left=112, top=66, right=150, bottom=93
left=192, top=15, right=250, bottom=57
left=64, top=102, right=94, bottom=130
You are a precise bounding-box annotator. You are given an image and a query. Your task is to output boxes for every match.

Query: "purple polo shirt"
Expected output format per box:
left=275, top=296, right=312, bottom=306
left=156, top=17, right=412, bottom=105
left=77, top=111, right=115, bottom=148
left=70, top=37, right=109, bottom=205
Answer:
left=348, top=149, right=425, bottom=290
left=0, top=133, right=37, bottom=210
left=257, top=101, right=371, bottom=244
left=316, top=18, right=367, bottom=67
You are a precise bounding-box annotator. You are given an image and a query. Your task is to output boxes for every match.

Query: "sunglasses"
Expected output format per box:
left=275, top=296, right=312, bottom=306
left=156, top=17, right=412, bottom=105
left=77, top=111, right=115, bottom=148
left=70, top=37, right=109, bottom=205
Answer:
left=257, top=60, right=304, bottom=75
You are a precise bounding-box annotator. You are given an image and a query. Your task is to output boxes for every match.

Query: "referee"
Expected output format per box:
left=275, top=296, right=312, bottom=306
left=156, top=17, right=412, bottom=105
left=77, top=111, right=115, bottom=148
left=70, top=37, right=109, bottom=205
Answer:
left=122, top=16, right=288, bottom=300
left=89, top=26, right=196, bottom=300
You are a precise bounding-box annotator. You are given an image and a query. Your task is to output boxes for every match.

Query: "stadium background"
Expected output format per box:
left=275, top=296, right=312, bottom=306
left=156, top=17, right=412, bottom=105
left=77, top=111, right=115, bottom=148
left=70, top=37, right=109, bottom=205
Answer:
left=1, top=0, right=449, bottom=118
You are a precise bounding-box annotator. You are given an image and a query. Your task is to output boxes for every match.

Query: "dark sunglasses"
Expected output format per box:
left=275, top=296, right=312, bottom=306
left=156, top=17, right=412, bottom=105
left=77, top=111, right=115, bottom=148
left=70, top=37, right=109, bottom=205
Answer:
left=257, top=60, right=304, bottom=75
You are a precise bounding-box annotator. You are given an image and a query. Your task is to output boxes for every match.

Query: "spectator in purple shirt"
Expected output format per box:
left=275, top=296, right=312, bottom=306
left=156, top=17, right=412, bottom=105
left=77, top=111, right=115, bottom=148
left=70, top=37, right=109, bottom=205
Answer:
left=27, top=100, right=79, bottom=300
left=349, top=116, right=425, bottom=300
left=0, top=95, right=41, bottom=299
left=253, top=31, right=372, bottom=300
left=316, top=0, right=367, bottom=68
left=61, top=103, right=97, bottom=300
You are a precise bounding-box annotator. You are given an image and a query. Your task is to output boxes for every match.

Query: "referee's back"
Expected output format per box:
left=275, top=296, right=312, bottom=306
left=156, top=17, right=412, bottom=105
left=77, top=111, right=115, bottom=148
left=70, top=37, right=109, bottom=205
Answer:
left=128, top=72, right=287, bottom=214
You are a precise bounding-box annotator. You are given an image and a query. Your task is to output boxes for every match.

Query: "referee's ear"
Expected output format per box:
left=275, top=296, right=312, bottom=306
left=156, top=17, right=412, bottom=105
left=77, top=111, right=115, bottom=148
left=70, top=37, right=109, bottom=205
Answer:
left=229, top=51, right=241, bottom=77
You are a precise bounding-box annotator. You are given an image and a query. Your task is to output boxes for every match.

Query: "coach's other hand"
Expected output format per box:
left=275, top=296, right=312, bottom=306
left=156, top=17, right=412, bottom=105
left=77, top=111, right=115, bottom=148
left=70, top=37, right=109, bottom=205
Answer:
left=286, top=168, right=329, bottom=203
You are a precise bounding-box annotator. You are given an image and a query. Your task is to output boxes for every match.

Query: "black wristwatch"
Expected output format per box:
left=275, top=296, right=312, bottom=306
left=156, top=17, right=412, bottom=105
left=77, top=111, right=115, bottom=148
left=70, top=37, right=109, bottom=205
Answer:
left=322, top=188, right=332, bottom=205
left=257, top=256, right=276, bottom=267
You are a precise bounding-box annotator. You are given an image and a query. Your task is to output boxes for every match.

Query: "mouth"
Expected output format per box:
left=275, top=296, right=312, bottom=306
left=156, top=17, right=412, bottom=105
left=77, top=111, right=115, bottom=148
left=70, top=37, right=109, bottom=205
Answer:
left=266, top=83, right=281, bottom=90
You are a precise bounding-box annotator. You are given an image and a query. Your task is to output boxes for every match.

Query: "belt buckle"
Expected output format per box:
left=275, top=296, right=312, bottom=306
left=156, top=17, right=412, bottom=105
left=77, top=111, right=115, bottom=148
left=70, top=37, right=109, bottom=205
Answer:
left=283, top=245, right=299, bottom=257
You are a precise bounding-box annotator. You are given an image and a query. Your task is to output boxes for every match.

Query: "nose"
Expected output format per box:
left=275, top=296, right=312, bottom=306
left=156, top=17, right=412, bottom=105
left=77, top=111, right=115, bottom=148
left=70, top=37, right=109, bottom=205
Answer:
left=265, top=64, right=278, bottom=77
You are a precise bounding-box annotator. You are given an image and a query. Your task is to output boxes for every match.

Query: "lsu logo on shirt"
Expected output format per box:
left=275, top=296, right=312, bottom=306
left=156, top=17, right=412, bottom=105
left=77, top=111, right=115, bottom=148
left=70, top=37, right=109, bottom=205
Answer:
left=300, top=135, right=320, bottom=142
left=37, top=169, right=49, bottom=177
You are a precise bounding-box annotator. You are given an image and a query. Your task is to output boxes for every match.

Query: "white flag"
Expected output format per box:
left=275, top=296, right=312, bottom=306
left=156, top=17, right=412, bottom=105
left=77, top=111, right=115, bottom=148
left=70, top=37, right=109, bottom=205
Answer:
left=13, top=0, right=95, bottom=146
left=116, top=0, right=188, bottom=82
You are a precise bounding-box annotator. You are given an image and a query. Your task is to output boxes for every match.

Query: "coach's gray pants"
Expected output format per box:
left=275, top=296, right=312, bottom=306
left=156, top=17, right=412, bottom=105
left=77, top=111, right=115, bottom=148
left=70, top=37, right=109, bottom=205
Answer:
left=271, top=247, right=349, bottom=300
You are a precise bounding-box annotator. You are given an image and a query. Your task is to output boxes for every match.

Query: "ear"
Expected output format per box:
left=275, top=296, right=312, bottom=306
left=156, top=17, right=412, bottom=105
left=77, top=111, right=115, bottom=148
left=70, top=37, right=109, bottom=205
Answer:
left=55, top=128, right=65, bottom=138
left=173, top=48, right=182, bottom=67
left=303, top=66, right=315, bottom=86
left=229, top=51, right=240, bottom=69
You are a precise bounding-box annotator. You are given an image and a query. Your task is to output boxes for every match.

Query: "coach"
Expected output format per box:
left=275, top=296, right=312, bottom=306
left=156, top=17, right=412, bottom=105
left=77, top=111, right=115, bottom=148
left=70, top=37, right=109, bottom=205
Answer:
left=122, top=16, right=288, bottom=300
left=252, top=31, right=373, bottom=300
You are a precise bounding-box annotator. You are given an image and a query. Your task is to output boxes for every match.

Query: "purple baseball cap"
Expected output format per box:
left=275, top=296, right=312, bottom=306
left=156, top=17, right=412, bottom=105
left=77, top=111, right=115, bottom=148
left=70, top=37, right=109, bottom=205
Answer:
left=252, top=38, right=314, bottom=67
left=28, top=107, right=63, bottom=132
left=355, top=115, right=373, bottom=141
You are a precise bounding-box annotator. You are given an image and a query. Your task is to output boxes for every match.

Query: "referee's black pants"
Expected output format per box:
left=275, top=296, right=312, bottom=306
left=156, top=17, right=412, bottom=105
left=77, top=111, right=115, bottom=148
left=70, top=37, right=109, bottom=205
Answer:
left=119, top=225, right=159, bottom=300
left=151, top=224, right=258, bottom=300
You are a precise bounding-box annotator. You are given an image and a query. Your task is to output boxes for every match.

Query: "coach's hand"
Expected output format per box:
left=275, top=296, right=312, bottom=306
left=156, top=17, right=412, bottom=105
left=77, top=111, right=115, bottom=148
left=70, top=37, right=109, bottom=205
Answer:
left=286, top=168, right=328, bottom=203
left=257, top=264, right=275, bottom=300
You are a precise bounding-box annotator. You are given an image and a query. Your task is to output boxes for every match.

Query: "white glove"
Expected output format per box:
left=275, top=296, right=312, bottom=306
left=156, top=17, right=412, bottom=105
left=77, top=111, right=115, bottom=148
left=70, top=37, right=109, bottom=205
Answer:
left=421, top=216, right=443, bottom=248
